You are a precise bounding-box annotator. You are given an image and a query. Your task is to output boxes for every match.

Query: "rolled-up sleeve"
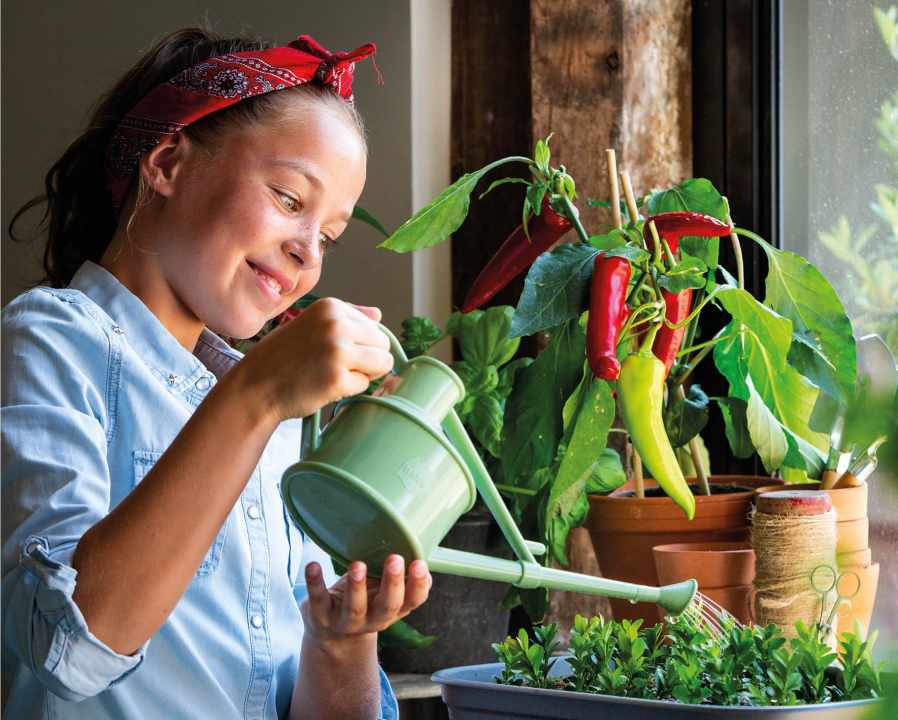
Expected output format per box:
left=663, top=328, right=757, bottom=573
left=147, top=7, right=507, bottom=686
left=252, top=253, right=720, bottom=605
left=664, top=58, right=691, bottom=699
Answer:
left=1, top=290, right=144, bottom=701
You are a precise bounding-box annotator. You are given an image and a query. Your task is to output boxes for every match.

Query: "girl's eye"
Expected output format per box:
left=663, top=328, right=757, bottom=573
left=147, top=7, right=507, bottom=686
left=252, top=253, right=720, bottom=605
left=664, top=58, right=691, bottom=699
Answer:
left=319, top=232, right=339, bottom=250
left=280, top=193, right=300, bottom=212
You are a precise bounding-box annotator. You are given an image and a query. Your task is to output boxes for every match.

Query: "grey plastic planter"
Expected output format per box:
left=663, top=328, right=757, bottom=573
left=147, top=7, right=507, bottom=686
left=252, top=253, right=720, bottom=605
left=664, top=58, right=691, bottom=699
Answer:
left=431, top=659, right=886, bottom=719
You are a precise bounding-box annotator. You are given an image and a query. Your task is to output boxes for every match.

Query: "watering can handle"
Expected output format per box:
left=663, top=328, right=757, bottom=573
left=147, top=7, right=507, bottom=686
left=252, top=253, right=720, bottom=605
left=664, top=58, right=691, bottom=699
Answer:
left=302, top=322, right=409, bottom=455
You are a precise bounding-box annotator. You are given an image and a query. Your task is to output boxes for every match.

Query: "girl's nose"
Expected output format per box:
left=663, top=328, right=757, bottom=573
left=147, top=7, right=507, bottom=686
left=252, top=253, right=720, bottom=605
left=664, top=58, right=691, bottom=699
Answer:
left=285, top=228, right=323, bottom=268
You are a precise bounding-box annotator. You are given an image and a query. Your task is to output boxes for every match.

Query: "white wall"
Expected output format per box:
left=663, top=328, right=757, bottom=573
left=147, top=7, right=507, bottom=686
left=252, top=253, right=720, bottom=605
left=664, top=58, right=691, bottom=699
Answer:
left=1, top=0, right=451, bottom=339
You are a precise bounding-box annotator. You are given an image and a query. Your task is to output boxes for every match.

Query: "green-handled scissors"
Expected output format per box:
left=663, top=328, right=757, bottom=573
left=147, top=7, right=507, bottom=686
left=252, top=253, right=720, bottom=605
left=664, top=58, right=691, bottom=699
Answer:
left=810, top=564, right=860, bottom=641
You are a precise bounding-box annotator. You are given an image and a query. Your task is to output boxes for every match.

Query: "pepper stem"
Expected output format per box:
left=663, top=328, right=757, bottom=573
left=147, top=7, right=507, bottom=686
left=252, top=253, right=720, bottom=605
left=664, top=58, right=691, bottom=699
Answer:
left=559, top=196, right=590, bottom=243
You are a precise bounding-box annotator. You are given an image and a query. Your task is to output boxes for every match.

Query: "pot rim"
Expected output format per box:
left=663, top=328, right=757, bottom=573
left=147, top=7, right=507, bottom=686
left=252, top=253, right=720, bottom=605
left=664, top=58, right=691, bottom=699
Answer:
left=431, top=660, right=884, bottom=712
left=590, top=477, right=783, bottom=504
left=653, top=541, right=754, bottom=555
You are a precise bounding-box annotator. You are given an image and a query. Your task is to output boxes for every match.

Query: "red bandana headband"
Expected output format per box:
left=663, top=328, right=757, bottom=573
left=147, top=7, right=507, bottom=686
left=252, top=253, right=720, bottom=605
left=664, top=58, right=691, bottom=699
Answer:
left=105, top=35, right=378, bottom=208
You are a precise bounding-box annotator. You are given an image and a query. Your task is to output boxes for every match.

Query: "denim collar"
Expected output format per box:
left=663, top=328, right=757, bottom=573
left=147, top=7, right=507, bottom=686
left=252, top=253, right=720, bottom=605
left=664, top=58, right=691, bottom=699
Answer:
left=70, top=261, right=243, bottom=394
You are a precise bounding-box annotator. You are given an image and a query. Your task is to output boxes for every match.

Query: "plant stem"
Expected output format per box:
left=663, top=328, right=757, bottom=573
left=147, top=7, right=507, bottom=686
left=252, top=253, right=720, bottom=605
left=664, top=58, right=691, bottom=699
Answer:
left=679, top=384, right=711, bottom=495
left=560, top=196, right=590, bottom=243
left=727, top=214, right=745, bottom=291
left=606, top=149, right=623, bottom=231
left=618, top=302, right=663, bottom=344
left=494, top=483, right=537, bottom=497
left=674, top=326, right=728, bottom=389
left=625, top=270, right=647, bottom=304
left=676, top=329, right=744, bottom=358
left=660, top=237, right=678, bottom=272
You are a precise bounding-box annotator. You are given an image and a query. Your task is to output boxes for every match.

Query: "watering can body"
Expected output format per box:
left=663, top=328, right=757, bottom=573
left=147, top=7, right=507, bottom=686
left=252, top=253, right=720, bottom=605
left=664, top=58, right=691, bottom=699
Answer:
left=280, top=325, right=697, bottom=617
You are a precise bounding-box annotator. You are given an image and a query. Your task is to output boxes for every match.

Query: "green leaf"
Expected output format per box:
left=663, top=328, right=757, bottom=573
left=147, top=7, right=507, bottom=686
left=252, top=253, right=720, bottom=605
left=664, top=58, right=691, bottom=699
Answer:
left=469, top=394, right=504, bottom=457
left=447, top=306, right=520, bottom=367
left=587, top=229, right=629, bottom=251
left=399, top=316, right=443, bottom=357
left=478, top=176, right=531, bottom=200
left=526, top=182, right=549, bottom=214
left=584, top=448, right=628, bottom=494
left=745, top=375, right=790, bottom=473
left=534, top=135, right=552, bottom=173
left=716, top=287, right=792, bottom=371
left=509, top=243, right=599, bottom=338
left=646, top=179, right=728, bottom=269
left=377, top=619, right=437, bottom=650
left=757, top=242, right=857, bottom=402
left=548, top=488, right=590, bottom=566
left=601, top=245, right=652, bottom=264
left=714, top=397, right=755, bottom=458
left=658, top=257, right=709, bottom=293
left=379, top=158, right=521, bottom=252
left=549, top=377, right=615, bottom=519
left=502, top=320, right=586, bottom=482
left=664, top=384, right=710, bottom=448
left=352, top=206, right=390, bottom=237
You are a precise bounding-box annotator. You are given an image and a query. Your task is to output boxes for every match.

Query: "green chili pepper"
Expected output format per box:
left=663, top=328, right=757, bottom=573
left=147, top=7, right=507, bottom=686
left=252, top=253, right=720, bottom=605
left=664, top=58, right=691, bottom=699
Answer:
left=617, top=326, right=696, bottom=519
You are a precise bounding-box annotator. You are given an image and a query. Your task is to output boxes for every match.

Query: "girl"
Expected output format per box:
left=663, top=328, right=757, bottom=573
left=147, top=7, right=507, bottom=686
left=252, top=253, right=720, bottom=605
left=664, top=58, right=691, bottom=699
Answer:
left=1, top=27, right=431, bottom=720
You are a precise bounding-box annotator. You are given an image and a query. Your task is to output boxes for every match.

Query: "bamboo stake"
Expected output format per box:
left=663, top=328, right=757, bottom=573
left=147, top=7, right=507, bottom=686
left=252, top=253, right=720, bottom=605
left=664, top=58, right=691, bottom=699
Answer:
left=678, top=384, right=711, bottom=495
left=619, top=170, right=640, bottom=227
left=632, top=444, right=645, bottom=498
left=606, top=149, right=622, bottom=230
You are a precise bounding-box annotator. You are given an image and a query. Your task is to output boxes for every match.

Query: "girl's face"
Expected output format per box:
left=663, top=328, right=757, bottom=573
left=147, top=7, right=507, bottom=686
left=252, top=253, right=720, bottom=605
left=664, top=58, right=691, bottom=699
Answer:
left=119, top=109, right=366, bottom=345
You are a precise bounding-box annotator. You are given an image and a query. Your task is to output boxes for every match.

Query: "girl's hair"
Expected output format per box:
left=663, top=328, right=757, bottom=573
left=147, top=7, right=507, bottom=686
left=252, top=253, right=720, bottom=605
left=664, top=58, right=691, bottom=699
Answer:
left=9, top=27, right=366, bottom=289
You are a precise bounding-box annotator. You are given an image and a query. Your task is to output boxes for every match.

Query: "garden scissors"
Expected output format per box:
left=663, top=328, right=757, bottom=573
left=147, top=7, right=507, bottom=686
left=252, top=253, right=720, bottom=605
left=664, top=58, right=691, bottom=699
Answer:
left=810, top=564, right=860, bottom=642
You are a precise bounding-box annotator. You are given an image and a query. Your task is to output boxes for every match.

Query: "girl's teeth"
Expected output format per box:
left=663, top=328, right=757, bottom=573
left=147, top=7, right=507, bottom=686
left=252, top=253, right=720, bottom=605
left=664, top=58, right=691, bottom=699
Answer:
left=252, top=266, right=281, bottom=293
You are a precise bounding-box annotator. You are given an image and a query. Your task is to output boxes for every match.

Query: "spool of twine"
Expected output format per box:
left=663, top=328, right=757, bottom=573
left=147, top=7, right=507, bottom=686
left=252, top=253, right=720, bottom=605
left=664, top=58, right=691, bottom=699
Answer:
left=752, top=491, right=837, bottom=640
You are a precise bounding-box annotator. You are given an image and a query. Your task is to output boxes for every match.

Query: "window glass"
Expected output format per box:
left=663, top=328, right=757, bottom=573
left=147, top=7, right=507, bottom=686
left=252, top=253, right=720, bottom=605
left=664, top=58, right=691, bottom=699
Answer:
left=783, top=1, right=898, bottom=659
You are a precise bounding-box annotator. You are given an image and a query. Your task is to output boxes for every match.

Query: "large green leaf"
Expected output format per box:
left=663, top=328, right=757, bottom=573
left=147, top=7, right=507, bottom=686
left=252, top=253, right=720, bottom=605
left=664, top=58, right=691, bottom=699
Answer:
left=716, top=287, right=792, bottom=371
left=664, top=384, right=710, bottom=448
left=745, top=374, right=789, bottom=473
left=646, top=178, right=729, bottom=269
left=501, top=320, right=586, bottom=482
left=352, top=206, right=390, bottom=237
left=549, top=377, right=615, bottom=520
left=584, top=448, right=628, bottom=494
left=447, top=306, right=520, bottom=367
left=469, top=394, right=504, bottom=458
left=509, top=243, right=599, bottom=339
left=377, top=619, right=437, bottom=650
left=757, top=242, right=856, bottom=402
left=714, top=397, right=755, bottom=458
left=379, top=158, right=522, bottom=252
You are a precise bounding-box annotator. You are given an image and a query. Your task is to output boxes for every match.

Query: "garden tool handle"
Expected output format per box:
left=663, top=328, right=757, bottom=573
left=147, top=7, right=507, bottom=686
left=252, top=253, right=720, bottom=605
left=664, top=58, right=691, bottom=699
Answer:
left=820, top=469, right=841, bottom=490
left=302, top=322, right=410, bottom=455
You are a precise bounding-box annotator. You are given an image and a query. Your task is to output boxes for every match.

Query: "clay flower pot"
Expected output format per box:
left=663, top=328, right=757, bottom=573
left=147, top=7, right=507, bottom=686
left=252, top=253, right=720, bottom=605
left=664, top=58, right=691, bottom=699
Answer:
left=586, top=476, right=782, bottom=626
left=837, top=562, right=880, bottom=640
left=653, top=541, right=755, bottom=624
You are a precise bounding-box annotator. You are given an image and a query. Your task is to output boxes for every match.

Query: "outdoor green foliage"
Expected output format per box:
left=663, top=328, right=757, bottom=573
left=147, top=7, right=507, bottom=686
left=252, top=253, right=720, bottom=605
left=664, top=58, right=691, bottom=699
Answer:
left=492, top=614, right=886, bottom=707
left=818, top=6, right=898, bottom=358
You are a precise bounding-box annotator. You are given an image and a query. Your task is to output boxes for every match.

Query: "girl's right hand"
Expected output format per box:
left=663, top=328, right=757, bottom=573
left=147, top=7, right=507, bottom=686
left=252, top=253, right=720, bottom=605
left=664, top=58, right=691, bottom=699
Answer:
left=237, top=297, right=394, bottom=422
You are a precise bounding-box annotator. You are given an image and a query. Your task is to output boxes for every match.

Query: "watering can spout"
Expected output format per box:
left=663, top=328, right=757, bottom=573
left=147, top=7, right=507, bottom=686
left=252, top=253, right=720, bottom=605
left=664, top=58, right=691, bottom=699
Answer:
left=428, top=548, right=698, bottom=617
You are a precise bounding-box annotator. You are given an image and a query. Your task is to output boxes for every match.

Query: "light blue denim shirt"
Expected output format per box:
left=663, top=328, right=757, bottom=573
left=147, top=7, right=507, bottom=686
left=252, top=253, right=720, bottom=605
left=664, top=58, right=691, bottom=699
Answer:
left=1, top=261, right=398, bottom=720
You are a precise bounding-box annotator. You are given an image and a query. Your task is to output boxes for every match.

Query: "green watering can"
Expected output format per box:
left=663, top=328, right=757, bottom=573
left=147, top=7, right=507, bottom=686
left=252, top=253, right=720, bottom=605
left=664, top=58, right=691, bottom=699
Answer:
left=280, top=325, right=697, bottom=616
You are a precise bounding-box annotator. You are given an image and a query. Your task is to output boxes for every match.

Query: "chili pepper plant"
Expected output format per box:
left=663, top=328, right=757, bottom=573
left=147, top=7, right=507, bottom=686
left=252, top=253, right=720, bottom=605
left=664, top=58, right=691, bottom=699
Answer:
left=381, top=137, right=858, bottom=622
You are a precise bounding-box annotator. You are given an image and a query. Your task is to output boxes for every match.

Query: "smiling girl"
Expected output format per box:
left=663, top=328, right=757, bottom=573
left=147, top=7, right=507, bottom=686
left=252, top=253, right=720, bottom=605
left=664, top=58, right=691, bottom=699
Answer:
left=1, top=28, right=429, bottom=720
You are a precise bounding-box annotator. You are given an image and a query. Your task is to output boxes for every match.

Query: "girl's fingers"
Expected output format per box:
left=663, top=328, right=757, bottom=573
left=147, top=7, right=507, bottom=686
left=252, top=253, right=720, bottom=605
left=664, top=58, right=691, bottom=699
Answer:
left=304, top=562, right=334, bottom=619
left=400, top=559, right=431, bottom=614
left=345, top=303, right=383, bottom=323
left=369, top=555, right=406, bottom=622
left=342, top=561, right=370, bottom=627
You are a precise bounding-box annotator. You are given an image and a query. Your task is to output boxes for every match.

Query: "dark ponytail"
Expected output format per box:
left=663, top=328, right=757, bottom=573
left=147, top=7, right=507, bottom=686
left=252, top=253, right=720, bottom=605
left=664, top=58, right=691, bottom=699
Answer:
left=9, top=26, right=364, bottom=290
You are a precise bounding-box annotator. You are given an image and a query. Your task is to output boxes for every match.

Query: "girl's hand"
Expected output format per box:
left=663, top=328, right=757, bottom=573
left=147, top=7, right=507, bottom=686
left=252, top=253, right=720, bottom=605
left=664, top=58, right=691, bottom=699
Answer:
left=300, top=555, right=432, bottom=653
left=238, top=297, right=394, bottom=422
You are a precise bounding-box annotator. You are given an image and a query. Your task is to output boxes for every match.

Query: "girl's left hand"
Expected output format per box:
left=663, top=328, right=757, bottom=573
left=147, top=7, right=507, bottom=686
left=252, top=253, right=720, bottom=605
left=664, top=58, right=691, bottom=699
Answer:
left=301, top=554, right=432, bottom=651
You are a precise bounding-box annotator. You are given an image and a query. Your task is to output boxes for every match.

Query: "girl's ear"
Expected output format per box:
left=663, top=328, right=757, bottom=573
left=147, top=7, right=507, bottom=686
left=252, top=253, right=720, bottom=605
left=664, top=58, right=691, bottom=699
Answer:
left=140, top=132, right=188, bottom=198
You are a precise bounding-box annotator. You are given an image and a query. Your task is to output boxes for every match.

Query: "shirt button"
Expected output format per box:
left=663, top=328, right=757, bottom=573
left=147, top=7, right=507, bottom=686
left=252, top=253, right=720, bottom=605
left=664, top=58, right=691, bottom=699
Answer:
left=247, top=505, right=261, bottom=519
left=250, top=614, right=264, bottom=629
left=25, top=541, right=42, bottom=555
left=196, top=376, right=211, bottom=391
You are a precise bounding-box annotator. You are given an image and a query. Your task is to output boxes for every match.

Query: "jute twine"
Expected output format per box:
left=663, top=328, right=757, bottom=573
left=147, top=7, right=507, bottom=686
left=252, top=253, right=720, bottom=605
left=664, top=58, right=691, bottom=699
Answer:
left=751, top=507, right=838, bottom=639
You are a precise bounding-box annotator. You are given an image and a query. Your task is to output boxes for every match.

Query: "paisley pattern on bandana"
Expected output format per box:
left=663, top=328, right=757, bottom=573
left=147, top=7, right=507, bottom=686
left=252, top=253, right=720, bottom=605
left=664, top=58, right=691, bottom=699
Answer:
left=105, top=36, right=378, bottom=210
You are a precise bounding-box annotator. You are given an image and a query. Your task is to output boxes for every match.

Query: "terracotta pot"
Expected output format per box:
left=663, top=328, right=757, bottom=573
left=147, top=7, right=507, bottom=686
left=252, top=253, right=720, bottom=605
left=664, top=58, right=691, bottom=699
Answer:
left=837, top=562, right=880, bottom=640
left=835, top=517, right=870, bottom=555
left=585, top=476, right=782, bottom=626
left=653, top=542, right=755, bottom=587
left=837, top=548, right=872, bottom=567
left=653, top=542, right=755, bottom=624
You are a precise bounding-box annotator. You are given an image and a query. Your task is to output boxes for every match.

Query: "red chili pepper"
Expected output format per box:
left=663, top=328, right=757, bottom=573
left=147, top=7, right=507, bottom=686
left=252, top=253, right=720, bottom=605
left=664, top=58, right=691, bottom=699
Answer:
left=586, top=254, right=632, bottom=380
left=644, top=211, right=732, bottom=255
left=652, top=288, right=692, bottom=377
left=461, top=196, right=573, bottom=313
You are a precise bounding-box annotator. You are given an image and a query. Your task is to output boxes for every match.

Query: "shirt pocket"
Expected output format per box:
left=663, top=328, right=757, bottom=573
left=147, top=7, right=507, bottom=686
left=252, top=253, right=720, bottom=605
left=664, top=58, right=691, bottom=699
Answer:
left=133, top=450, right=229, bottom=578
left=280, top=491, right=305, bottom=586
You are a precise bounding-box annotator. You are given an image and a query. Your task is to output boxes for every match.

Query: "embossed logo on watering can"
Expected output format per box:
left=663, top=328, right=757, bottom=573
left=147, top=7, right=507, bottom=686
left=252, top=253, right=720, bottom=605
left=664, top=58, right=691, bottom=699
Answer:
left=396, top=457, right=437, bottom=495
